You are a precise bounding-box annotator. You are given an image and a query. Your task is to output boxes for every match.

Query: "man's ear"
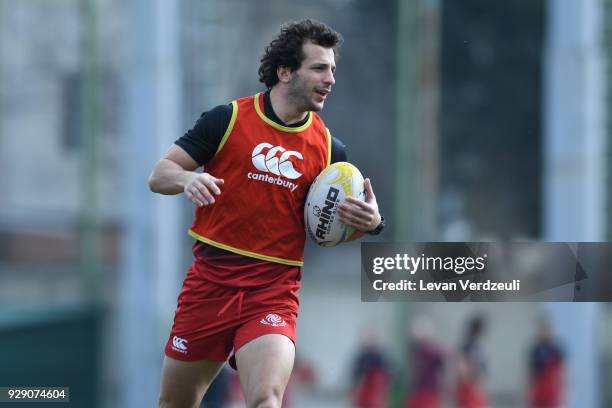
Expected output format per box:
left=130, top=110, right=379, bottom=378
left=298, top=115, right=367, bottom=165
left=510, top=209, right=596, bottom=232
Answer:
left=277, top=66, right=292, bottom=84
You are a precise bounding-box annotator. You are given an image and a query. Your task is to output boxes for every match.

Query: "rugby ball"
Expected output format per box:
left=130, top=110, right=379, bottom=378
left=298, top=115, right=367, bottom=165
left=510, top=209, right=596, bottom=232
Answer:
left=305, top=162, right=365, bottom=247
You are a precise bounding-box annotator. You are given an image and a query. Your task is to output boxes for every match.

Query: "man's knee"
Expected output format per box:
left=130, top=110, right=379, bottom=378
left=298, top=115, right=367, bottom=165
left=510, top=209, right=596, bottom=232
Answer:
left=247, top=385, right=283, bottom=408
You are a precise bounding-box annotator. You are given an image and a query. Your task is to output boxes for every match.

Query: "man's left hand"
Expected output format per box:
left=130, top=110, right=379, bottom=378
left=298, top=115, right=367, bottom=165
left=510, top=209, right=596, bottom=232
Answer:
left=336, top=178, right=381, bottom=232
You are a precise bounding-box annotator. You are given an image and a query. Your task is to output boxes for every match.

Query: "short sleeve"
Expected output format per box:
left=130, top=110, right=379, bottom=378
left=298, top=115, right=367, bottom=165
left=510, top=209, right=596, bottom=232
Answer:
left=174, top=103, right=233, bottom=166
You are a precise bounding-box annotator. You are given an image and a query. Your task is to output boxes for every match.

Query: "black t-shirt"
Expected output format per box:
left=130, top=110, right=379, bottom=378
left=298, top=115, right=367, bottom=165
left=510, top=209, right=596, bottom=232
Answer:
left=175, top=91, right=347, bottom=166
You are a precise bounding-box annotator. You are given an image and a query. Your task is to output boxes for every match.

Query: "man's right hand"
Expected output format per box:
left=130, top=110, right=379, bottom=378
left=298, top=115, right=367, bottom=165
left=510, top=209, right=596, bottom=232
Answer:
left=149, top=144, right=224, bottom=206
left=183, top=172, right=224, bottom=207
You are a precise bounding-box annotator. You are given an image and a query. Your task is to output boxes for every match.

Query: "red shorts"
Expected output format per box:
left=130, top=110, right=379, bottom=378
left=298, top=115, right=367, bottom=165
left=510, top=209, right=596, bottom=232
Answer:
left=165, top=247, right=301, bottom=365
left=406, top=391, right=441, bottom=408
left=455, top=380, right=488, bottom=408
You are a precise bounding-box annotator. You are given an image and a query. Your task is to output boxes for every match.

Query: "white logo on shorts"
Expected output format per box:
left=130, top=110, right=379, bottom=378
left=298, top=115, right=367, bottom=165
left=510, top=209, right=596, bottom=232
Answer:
left=172, top=336, right=188, bottom=354
left=260, top=313, right=287, bottom=327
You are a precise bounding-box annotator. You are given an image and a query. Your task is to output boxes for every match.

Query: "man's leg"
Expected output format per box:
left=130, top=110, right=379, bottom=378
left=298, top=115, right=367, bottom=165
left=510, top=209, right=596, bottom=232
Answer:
left=235, top=334, right=295, bottom=408
left=158, top=356, right=225, bottom=408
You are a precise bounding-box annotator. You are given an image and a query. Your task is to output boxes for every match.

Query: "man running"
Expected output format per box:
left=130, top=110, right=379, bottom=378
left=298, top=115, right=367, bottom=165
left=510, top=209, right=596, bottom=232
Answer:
left=149, top=19, right=384, bottom=408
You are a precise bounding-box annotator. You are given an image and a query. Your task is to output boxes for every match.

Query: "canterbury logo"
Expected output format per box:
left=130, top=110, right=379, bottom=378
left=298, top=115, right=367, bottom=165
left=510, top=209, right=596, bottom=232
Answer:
left=251, top=142, right=303, bottom=179
left=172, top=336, right=188, bottom=353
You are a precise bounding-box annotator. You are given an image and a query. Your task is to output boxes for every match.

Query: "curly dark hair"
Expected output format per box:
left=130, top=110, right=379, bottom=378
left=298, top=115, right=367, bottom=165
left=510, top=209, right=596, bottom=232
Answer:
left=258, top=19, right=343, bottom=89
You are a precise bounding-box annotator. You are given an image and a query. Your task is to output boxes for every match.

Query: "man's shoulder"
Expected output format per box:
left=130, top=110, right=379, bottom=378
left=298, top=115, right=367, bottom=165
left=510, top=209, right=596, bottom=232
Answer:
left=195, top=102, right=235, bottom=126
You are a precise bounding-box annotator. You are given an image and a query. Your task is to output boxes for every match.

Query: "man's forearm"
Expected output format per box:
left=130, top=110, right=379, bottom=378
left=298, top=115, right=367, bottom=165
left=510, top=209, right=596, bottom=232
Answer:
left=148, top=159, right=194, bottom=195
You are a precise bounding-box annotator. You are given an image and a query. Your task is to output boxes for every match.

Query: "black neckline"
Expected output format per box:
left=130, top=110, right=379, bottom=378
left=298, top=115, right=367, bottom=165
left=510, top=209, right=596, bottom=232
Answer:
left=263, top=91, right=310, bottom=128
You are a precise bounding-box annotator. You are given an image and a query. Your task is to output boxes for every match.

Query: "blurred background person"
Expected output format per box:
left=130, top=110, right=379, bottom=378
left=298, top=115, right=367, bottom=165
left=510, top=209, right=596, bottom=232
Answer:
left=455, top=315, right=489, bottom=408
left=349, top=330, right=392, bottom=408
left=528, top=317, right=566, bottom=408
left=405, top=315, right=446, bottom=408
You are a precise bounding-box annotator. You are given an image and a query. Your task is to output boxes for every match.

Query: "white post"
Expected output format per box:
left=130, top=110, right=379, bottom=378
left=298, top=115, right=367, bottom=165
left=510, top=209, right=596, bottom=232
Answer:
left=544, top=1, right=605, bottom=407
left=544, top=0, right=606, bottom=240
left=120, top=0, right=182, bottom=406
left=153, top=0, right=182, bottom=331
